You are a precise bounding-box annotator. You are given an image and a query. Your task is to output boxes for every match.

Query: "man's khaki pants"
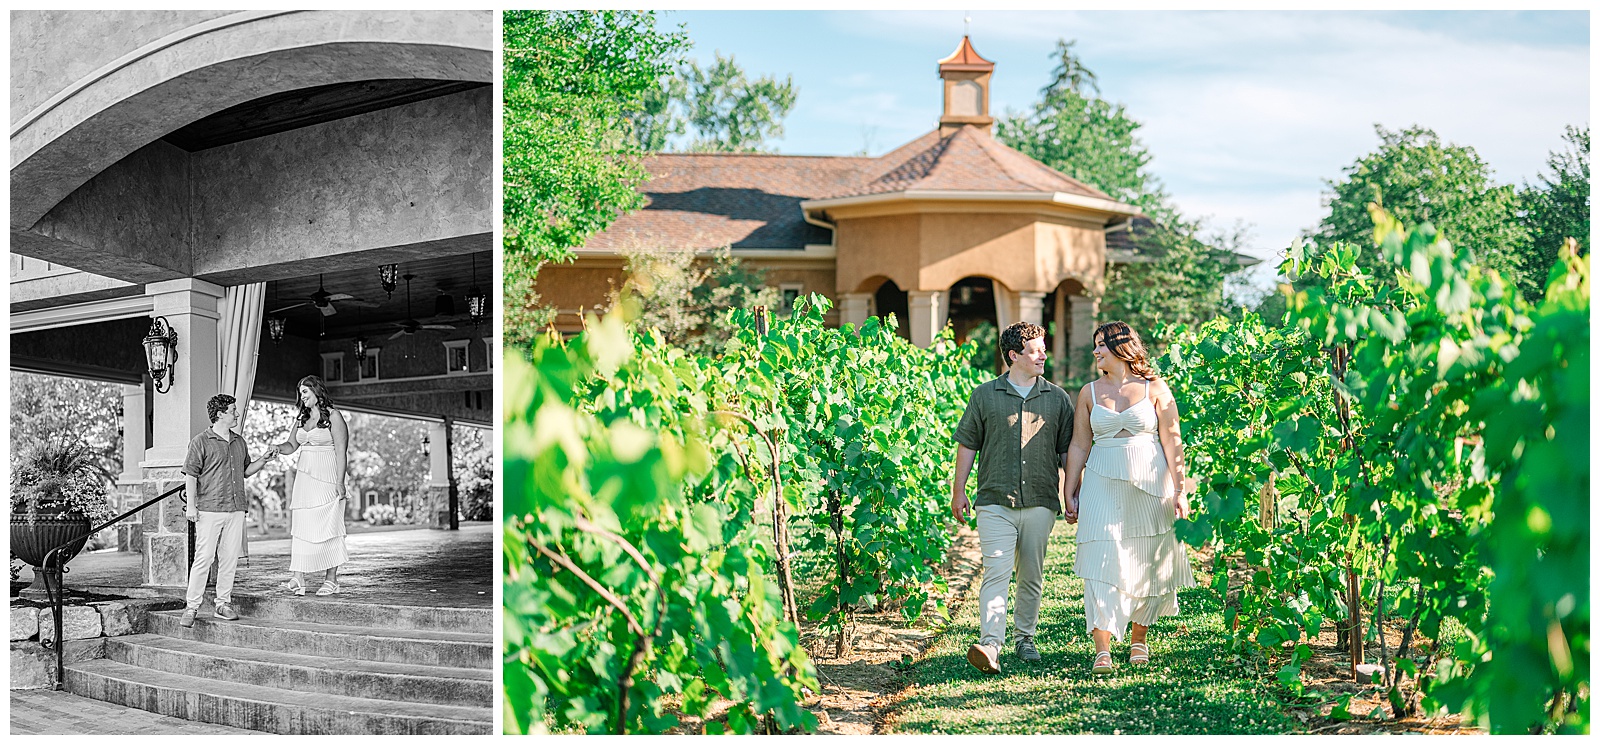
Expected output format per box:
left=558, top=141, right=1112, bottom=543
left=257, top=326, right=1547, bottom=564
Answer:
left=976, top=504, right=1057, bottom=649
left=186, top=510, right=246, bottom=609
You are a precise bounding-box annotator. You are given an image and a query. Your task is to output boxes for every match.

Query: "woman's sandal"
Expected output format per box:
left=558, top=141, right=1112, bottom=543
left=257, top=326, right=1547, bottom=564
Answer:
left=1129, top=642, right=1151, bottom=667
left=1092, top=650, right=1114, bottom=677
left=284, top=578, right=306, bottom=596
left=315, top=581, right=340, bottom=597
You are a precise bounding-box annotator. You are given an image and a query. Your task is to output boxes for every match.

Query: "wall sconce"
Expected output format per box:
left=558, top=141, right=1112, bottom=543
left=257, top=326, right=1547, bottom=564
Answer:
left=354, top=335, right=369, bottom=365
left=116, top=403, right=125, bottom=438
left=142, top=316, right=179, bottom=394
left=421, top=432, right=431, bottom=458
left=266, top=316, right=286, bottom=345
left=380, top=264, right=400, bottom=298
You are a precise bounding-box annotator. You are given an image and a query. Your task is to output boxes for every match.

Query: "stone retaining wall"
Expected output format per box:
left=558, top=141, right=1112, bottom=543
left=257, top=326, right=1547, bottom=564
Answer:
left=9, top=597, right=180, bottom=689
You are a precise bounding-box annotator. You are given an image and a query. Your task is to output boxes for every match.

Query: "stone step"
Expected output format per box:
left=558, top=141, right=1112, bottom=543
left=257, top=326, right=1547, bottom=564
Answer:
left=105, top=634, right=491, bottom=708
left=65, top=658, right=491, bottom=735
left=145, top=610, right=491, bottom=668
left=228, top=594, right=492, bottom=634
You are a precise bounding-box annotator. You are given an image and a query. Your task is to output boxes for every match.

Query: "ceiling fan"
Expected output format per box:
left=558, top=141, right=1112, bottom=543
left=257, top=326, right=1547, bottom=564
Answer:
left=271, top=274, right=378, bottom=317
left=389, top=272, right=456, bottom=339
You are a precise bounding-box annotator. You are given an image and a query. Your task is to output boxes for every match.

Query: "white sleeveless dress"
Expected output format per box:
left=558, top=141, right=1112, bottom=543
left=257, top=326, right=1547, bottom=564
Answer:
left=1074, top=380, right=1197, bottom=640
left=288, top=424, right=348, bottom=573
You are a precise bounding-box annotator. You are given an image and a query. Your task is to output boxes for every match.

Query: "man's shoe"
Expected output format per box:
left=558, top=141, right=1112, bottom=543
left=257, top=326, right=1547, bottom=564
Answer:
left=213, top=601, right=239, bottom=621
left=178, top=608, right=198, bottom=628
left=1016, top=636, right=1041, bottom=662
left=967, top=643, right=1001, bottom=675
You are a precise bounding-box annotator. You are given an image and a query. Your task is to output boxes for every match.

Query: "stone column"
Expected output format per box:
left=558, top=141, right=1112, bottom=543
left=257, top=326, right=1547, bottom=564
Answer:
left=839, top=293, right=872, bottom=330
left=426, top=419, right=453, bottom=529
left=1052, top=291, right=1068, bottom=385
left=140, top=279, right=225, bottom=587
left=1017, top=291, right=1046, bottom=327
left=1067, top=294, right=1100, bottom=382
left=906, top=290, right=946, bottom=349
left=115, top=383, right=148, bottom=552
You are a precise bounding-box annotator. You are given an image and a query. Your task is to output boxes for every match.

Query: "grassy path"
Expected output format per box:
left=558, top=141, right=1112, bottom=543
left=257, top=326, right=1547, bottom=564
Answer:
left=884, top=524, right=1299, bottom=735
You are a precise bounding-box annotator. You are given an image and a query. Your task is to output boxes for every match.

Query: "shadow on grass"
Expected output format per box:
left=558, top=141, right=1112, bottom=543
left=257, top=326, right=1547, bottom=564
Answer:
left=886, top=529, right=1297, bottom=735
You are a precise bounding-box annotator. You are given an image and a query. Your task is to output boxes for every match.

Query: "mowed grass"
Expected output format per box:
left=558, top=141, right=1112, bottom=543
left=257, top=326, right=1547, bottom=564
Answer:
left=885, top=524, right=1299, bottom=735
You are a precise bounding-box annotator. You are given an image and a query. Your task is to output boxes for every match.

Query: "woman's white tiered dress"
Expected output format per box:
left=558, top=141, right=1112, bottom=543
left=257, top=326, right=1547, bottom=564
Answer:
left=288, top=424, right=348, bottom=573
left=1074, top=380, right=1197, bottom=640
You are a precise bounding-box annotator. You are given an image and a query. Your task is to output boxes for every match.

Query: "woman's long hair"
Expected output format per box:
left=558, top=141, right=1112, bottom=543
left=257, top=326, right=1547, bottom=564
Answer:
left=294, top=375, right=335, bottom=429
left=1094, top=321, right=1158, bottom=380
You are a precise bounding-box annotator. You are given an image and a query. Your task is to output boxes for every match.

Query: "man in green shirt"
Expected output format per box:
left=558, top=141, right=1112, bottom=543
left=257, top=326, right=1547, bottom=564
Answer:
left=952, top=321, right=1076, bottom=673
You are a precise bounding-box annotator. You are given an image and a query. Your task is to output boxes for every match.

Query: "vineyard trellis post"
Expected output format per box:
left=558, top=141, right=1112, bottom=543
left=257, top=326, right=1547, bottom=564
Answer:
left=1330, top=342, right=1365, bottom=682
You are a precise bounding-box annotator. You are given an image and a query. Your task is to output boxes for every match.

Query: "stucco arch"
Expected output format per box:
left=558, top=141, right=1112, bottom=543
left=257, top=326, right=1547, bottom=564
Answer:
left=852, top=272, right=918, bottom=295
left=11, top=10, right=491, bottom=228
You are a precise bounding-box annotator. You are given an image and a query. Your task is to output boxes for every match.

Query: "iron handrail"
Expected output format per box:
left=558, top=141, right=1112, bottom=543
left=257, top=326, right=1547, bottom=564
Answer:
left=37, top=483, right=185, bottom=691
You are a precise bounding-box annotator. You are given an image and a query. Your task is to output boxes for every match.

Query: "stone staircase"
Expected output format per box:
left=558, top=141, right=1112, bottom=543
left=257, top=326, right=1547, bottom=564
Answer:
left=60, top=593, right=493, bottom=735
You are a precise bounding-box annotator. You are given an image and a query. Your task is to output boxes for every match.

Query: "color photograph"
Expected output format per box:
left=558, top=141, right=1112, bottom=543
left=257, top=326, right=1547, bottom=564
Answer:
left=502, top=9, right=1588, bottom=736
left=10, top=10, right=494, bottom=735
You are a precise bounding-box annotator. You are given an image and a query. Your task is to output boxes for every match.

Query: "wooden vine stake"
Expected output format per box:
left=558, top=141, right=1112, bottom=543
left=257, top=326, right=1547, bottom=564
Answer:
left=1332, top=343, right=1364, bottom=681
left=751, top=306, right=800, bottom=627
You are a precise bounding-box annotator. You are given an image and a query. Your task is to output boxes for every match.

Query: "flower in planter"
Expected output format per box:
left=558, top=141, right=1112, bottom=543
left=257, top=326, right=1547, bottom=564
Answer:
left=10, top=439, right=117, bottom=525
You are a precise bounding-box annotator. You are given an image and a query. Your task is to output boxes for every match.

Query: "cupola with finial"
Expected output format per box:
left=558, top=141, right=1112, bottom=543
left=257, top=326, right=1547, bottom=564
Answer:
left=938, top=36, right=995, bottom=135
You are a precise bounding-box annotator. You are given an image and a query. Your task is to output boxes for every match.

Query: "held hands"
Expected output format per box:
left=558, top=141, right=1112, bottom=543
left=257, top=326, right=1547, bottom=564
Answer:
left=1063, top=489, right=1080, bottom=525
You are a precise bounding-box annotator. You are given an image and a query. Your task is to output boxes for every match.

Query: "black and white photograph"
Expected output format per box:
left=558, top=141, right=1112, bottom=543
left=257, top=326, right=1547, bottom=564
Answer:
left=9, top=10, right=494, bottom=735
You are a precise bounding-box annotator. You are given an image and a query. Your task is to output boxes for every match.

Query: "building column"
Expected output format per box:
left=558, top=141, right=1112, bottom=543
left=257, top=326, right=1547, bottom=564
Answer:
left=839, top=293, right=872, bottom=330
left=907, top=290, right=946, bottom=348
left=1017, top=291, right=1046, bottom=327
left=1067, top=294, right=1100, bottom=382
left=426, top=419, right=456, bottom=529
left=115, top=384, right=148, bottom=552
left=140, top=279, right=225, bottom=587
left=1051, top=291, right=1068, bottom=385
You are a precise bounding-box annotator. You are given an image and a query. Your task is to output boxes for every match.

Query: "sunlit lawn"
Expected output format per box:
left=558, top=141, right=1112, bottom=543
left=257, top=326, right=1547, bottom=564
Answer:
left=886, top=524, right=1299, bottom=735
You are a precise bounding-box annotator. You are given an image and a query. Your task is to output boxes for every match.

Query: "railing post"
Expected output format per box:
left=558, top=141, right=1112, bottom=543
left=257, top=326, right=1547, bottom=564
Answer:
left=37, top=484, right=184, bottom=692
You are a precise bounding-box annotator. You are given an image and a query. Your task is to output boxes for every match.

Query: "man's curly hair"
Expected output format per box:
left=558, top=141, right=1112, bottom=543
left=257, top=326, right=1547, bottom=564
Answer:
left=206, top=394, right=236, bottom=424
left=999, top=321, right=1045, bottom=366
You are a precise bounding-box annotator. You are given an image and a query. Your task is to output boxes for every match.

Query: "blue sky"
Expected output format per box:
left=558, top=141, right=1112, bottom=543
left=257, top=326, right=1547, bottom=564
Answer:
left=658, top=10, right=1590, bottom=298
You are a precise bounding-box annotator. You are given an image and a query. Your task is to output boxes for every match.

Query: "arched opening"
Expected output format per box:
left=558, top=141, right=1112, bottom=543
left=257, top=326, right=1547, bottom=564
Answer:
left=947, top=276, right=1002, bottom=373
left=872, top=279, right=911, bottom=342
left=1044, top=277, right=1090, bottom=384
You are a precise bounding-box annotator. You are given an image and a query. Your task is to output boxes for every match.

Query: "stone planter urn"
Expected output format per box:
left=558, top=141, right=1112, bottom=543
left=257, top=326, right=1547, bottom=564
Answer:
left=9, top=440, right=115, bottom=596
left=11, top=512, right=93, bottom=569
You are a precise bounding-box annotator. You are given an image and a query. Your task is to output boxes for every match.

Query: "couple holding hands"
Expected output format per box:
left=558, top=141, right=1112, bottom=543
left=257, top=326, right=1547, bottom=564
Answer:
left=178, top=375, right=351, bottom=627
left=952, top=320, right=1197, bottom=677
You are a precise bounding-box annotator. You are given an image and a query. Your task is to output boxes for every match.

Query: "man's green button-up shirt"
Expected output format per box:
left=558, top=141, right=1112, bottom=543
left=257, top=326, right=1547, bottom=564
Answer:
left=954, top=375, right=1075, bottom=514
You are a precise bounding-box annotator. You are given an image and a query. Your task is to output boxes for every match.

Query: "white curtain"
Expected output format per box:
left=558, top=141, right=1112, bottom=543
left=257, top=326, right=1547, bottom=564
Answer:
left=217, top=282, right=265, bottom=558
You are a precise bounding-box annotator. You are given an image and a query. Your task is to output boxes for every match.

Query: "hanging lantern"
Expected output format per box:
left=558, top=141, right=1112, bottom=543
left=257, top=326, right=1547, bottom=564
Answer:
left=142, top=317, right=179, bottom=394
left=266, top=316, right=287, bottom=345
left=380, top=264, right=400, bottom=297
left=465, top=253, right=487, bottom=325
left=466, top=288, right=488, bottom=325
left=434, top=292, right=455, bottom=317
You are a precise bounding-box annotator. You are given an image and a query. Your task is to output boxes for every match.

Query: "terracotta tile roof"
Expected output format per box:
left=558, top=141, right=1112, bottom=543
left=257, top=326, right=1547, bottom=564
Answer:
left=586, top=125, right=1119, bottom=251
left=938, top=36, right=995, bottom=73
left=586, top=153, right=871, bottom=251
left=845, top=126, right=1112, bottom=199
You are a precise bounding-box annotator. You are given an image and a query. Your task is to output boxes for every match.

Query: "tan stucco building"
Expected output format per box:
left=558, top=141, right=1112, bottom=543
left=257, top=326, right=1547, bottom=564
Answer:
left=536, top=37, right=1216, bottom=380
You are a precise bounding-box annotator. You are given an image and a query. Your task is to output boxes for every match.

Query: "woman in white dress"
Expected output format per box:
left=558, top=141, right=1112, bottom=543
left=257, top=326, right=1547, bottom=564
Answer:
left=277, top=375, right=350, bottom=596
left=1062, top=321, right=1197, bottom=675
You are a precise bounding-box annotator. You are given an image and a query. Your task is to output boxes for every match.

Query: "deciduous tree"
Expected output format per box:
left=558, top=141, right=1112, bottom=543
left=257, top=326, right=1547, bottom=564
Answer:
left=1317, top=125, right=1529, bottom=288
